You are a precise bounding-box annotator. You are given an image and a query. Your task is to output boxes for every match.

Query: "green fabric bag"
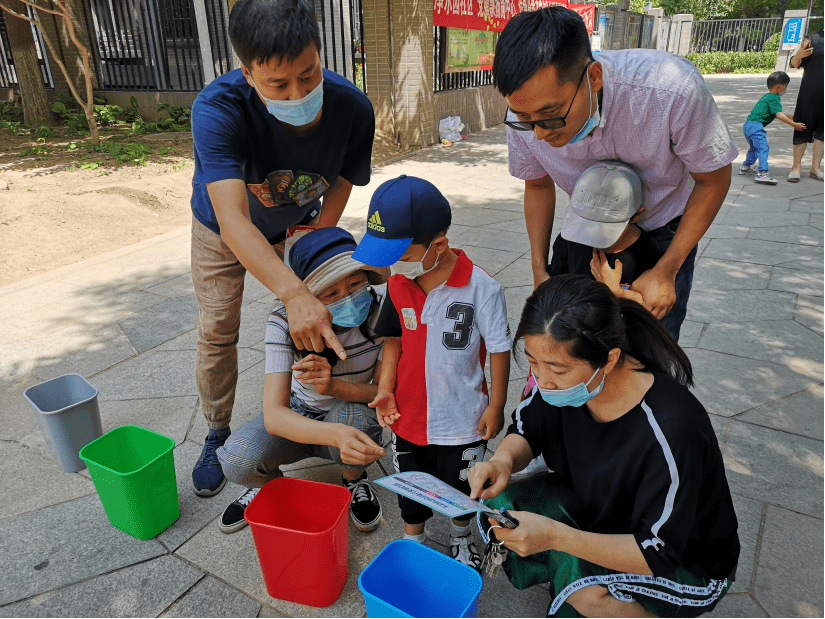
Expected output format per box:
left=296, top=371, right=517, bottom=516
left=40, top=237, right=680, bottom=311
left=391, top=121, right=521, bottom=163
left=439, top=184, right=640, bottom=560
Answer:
left=483, top=473, right=735, bottom=618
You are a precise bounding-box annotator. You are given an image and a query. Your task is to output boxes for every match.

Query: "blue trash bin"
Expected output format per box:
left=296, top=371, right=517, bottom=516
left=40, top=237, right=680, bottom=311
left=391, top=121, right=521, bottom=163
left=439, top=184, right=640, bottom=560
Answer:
left=24, top=373, right=102, bottom=473
left=358, top=539, right=483, bottom=618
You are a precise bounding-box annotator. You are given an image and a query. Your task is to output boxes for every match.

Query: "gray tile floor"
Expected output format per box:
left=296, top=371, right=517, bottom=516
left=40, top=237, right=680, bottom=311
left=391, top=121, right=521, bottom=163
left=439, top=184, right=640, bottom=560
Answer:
left=1, top=75, right=822, bottom=617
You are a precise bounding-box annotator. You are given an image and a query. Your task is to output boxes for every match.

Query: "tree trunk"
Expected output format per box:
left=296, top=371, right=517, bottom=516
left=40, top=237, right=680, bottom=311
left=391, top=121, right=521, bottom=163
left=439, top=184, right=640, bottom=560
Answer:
left=4, top=0, right=53, bottom=127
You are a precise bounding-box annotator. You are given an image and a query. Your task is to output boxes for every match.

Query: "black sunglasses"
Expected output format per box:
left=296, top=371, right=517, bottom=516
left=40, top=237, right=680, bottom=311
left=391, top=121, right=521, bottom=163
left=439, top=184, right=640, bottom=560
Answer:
left=504, top=62, right=592, bottom=132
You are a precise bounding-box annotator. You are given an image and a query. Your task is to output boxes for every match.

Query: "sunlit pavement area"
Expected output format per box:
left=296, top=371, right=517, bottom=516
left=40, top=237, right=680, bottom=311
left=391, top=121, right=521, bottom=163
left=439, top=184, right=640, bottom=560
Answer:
left=0, top=74, right=821, bottom=617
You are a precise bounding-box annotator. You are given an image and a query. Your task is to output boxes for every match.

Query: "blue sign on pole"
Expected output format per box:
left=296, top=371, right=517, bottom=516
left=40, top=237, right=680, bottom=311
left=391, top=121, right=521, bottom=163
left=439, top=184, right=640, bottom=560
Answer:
left=782, top=18, right=804, bottom=50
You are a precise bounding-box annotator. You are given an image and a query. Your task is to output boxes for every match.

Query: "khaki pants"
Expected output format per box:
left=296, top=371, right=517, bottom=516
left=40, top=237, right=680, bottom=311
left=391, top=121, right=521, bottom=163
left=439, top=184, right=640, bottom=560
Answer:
left=191, top=217, right=283, bottom=430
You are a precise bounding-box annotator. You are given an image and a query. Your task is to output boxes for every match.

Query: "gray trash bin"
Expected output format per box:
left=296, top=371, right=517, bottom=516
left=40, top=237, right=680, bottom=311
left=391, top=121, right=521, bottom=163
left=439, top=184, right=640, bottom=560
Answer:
left=24, top=374, right=103, bottom=473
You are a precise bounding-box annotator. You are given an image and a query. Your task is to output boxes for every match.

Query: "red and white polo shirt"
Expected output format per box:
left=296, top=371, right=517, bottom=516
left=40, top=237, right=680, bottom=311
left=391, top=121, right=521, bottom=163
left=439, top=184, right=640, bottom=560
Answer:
left=375, top=249, right=512, bottom=445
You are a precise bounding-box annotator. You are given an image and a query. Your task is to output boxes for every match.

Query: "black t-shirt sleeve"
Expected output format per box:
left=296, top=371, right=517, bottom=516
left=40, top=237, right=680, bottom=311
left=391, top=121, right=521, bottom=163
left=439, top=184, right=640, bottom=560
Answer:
left=630, top=402, right=711, bottom=575
left=338, top=98, right=375, bottom=187
left=373, top=286, right=402, bottom=337
left=505, top=386, right=546, bottom=460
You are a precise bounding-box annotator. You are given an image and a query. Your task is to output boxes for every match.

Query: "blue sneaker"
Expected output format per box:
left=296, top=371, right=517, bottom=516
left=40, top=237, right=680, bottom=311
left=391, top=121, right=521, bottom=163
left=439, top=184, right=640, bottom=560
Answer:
left=192, top=426, right=230, bottom=497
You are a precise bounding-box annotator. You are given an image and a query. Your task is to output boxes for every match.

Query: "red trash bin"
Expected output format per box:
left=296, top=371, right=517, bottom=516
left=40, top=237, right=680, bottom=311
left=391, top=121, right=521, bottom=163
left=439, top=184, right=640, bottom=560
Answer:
left=245, top=477, right=352, bottom=607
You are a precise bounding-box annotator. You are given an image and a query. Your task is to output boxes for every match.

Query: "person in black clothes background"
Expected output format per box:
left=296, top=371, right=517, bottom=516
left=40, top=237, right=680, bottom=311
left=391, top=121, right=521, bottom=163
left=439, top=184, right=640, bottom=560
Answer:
left=788, top=29, right=824, bottom=182
left=469, top=275, right=739, bottom=618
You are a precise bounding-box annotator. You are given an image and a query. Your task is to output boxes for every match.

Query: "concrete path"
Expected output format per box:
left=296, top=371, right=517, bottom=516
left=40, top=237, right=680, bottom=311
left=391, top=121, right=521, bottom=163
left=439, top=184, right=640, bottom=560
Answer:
left=1, top=75, right=821, bottom=617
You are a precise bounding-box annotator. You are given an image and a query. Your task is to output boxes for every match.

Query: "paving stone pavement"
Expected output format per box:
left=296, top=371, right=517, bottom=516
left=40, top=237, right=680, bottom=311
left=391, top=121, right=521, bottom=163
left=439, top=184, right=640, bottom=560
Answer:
left=0, top=74, right=821, bottom=617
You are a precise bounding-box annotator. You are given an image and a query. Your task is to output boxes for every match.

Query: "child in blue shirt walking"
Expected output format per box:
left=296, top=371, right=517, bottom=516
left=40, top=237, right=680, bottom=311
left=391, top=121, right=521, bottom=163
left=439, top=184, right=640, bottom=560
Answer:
left=740, top=71, right=806, bottom=185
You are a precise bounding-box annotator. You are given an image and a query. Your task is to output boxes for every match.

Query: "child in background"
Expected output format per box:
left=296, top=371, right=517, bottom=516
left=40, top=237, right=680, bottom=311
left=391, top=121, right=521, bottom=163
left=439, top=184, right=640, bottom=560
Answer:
left=353, top=175, right=512, bottom=569
left=740, top=71, right=806, bottom=185
left=548, top=160, right=659, bottom=305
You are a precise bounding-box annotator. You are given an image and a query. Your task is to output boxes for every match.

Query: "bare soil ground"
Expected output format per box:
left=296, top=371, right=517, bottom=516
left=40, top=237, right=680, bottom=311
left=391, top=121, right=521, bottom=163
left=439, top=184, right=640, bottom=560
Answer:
left=0, top=126, right=407, bottom=288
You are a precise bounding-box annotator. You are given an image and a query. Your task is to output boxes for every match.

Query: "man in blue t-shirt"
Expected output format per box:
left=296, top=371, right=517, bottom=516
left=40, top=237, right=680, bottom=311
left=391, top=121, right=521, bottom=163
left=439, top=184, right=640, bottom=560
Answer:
left=189, top=0, right=379, bottom=498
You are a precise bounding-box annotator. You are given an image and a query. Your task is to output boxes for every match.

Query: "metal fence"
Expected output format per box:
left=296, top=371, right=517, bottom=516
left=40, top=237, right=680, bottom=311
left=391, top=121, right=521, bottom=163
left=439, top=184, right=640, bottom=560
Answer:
left=0, top=9, right=54, bottom=90
left=594, top=9, right=652, bottom=51
left=689, top=17, right=782, bottom=53
left=0, top=0, right=365, bottom=94
left=433, top=26, right=494, bottom=93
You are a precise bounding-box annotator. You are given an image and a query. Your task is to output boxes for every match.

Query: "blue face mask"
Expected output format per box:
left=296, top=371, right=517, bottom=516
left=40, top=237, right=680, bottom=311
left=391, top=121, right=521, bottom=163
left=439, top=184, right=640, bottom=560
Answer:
left=538, top=366, right=605, bottom=408
left=250, top=74, right=324, bottom=127
left=567, top=71, right=600, bottom=145
left=327, top=285, right=372, bottom=328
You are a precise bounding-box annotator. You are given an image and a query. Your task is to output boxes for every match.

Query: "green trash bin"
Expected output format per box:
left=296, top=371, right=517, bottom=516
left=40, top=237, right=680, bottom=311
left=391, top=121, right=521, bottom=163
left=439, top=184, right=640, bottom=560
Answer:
left=79, top=425, right=179, bottom=540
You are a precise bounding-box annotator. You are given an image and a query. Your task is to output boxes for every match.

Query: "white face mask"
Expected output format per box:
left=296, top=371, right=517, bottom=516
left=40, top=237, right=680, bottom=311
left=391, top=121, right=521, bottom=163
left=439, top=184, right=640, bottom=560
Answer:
left=249, top=73, right=324, bottom=126
left=391, top=240, right=440, bottom=279
left=567, top=72, right=600, bottom=145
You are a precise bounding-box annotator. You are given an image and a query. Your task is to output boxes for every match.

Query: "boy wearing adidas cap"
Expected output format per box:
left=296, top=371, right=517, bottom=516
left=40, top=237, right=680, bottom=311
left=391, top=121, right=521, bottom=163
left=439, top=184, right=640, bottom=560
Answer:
left=550, top=160, right=659, bottom=305
left=353, top=175, right=512, bottom=569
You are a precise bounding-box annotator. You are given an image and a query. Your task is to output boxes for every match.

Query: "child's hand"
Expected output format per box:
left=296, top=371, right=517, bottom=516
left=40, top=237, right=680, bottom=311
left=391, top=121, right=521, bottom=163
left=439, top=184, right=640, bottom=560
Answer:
left=590, top=249, right=623, bottom=292
left=368, top=389, right=400, bottom=427
left=477, top=405, right=504, bottom=440
left=793, top=121, right=807, bottom=131
left=292, top=354, right=336, bottom=396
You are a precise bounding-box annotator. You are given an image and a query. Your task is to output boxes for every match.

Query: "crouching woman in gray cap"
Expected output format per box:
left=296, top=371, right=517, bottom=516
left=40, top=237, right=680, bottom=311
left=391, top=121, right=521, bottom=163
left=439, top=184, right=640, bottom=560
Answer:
left=217, top=227, right=390, bottom=534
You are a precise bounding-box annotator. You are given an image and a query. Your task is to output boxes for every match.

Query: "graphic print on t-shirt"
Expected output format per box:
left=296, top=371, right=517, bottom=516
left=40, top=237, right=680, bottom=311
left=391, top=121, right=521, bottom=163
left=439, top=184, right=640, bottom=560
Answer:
left=442, top=302, right=475, bottom=350
left=402, top=308, right=417, bottom=330
left=247, top=169, right=330, bottom=208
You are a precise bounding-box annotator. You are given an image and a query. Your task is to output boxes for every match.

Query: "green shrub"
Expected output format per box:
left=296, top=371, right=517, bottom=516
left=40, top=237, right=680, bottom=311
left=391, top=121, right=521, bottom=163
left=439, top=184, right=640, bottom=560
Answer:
left=763, top=32, right=780, bottom=53
left=85, top=139, right=153, bottom=166
left=0, top=101, right=23, bottom=123
left=35, top=124, right=58, bottom=139
left=355, top=63, right=364, bottom=92
left=685, top=51, right=777, bottom=74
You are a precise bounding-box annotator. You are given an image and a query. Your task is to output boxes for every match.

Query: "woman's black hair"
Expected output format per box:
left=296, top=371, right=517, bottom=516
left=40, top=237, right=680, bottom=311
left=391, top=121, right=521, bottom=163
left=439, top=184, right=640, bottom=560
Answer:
left=514, top=275, right=693, bottom=386
left=229, top=0, right=321, bottom=68
left=492, top=6, right=594, bottom=98
left=299, top=285, right=380, bottom=368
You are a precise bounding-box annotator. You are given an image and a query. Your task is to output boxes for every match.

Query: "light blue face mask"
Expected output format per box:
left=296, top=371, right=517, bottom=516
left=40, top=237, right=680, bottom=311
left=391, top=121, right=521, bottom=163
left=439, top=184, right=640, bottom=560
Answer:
left=538, top=366, right=605, bottom=408
left=567, top=70, right=600, bottom=145
left=250, top=74, right=324, bottom=127
left=327, top=285, right=372, bottom=328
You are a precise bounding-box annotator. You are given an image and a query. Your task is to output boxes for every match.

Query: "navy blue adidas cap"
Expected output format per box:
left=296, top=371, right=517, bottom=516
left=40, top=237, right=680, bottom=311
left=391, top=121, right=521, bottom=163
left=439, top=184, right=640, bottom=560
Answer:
left=352, top=175, right=451, bottom=267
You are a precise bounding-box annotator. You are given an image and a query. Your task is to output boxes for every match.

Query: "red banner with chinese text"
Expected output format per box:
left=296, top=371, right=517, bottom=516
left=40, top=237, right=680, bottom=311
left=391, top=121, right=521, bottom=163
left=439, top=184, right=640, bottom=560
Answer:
left=433, top=0, right=595, bottom=34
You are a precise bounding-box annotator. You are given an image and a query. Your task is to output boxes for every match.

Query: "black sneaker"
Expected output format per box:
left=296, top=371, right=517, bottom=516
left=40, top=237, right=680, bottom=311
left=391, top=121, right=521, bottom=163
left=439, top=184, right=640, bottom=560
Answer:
left=219, top=487, right=259, bottom=533
left=342, top=472, right=382, bottom=532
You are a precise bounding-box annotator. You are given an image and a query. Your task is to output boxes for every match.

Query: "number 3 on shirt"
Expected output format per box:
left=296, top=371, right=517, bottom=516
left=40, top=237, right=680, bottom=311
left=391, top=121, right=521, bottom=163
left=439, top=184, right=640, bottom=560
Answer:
left=459, top=444, right=486, bottom=481
left=442, top=302, right=475, bottom=350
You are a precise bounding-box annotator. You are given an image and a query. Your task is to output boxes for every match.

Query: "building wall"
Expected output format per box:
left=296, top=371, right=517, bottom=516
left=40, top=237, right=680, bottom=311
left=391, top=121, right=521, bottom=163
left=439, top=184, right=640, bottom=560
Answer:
left=433, top=86, right=505, bottom=138
left=362, top=0, right=506, bottom=150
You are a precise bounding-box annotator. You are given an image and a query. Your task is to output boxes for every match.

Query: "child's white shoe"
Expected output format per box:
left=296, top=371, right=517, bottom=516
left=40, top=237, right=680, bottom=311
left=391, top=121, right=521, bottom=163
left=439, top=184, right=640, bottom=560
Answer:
left=450, top=533, right=483, bottom=570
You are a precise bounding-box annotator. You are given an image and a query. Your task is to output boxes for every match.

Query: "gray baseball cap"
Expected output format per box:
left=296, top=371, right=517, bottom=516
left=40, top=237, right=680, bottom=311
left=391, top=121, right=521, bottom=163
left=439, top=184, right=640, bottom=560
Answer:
left=560, top=161, right=643, bottom=249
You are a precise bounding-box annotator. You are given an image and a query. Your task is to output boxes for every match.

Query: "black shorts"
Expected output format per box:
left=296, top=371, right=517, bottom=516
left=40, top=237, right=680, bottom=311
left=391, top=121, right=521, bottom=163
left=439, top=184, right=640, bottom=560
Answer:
left=391, top=433, right=487, bottom=525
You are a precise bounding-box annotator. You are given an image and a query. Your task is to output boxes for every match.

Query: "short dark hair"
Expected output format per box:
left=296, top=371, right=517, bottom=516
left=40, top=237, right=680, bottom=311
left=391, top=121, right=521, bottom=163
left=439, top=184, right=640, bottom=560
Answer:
left=767, top=71, right=790, bottom=89
left=492, top=7, right=593, bottom=97
left=229, top=0, right=321, bottom=68
left=411, top=227, right=450, bottom=248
